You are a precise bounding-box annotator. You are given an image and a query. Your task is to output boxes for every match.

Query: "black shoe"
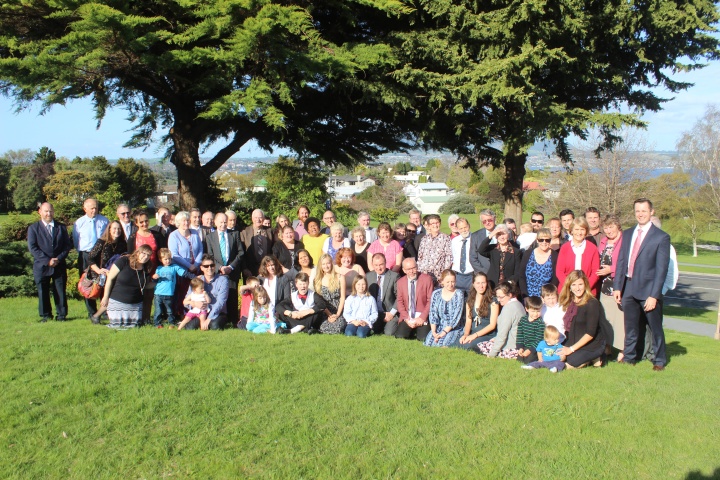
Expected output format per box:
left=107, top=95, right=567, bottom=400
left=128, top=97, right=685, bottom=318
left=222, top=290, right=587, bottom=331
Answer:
left=275, top=327, right=289, bottom=334
left=90, top=315, right=101, bottom=325
left=307, top=328, right=319, bottom=335
left=56, top=317, right=66, bottom=322
left=39, top=317, right=50, bottom=323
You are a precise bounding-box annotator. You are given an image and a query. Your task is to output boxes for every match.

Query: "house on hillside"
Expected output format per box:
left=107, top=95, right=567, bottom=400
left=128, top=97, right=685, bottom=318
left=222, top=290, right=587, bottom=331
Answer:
left=393, top=171, right=429, bottom=184
left=404, top=182, right=453, bottom=214
left=327, top=174, right=376, bottom=200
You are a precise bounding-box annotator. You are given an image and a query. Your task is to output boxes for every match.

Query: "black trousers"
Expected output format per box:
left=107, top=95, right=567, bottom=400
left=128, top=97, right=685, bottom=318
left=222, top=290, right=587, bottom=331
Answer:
left=79, top=251, right=97, bottom=317
left=566, top=343, right=605, bottom=368
left=395, top=321, right=431, bottom=341
left=184, top=314, right=228, bottom=330
left=36, top=272, right=68, bottom=320
left=622, top=294, right=666, bottom=366
left=277, top=311, right=323, bottom=330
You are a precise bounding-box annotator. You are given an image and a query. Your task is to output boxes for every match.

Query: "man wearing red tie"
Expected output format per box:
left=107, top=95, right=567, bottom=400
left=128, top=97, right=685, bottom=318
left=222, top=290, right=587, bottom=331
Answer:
left=613, top=198, right=671, bottom=371
left=395, top=258, right=433, bottom=340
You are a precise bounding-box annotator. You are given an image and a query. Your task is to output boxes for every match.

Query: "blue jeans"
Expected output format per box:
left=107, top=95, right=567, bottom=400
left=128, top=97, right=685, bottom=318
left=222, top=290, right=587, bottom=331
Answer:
left=153, top=294, right=176, bottom=326
left=345, top=323, right=371, bottom=338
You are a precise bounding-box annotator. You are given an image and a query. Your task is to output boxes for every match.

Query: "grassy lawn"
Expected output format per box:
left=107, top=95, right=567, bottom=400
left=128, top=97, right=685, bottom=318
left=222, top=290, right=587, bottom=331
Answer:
left=665, top=306, right=719, bottom=325
left=2, top=297, right=720, bottom=478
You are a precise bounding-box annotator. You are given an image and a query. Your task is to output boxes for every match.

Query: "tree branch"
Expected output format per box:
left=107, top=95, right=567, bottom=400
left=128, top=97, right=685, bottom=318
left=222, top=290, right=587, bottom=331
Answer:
left=201, top=131, right=255, bottom=177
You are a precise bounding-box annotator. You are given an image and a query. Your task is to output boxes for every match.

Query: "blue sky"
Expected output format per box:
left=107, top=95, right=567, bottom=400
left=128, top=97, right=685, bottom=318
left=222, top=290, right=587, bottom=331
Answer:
left=2, top=61, right=719, bottom=159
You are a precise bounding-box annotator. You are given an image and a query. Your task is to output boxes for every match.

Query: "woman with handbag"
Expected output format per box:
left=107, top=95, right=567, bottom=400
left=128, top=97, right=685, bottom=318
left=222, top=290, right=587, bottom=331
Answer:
left=86, top=221, right=127, bottom=324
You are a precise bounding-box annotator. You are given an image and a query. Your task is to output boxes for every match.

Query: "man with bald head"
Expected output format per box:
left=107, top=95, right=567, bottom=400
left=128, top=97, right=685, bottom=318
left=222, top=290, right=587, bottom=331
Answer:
left=73, top=198, right=109, bottom=320
left=240, top=208, right=274, bottom=278
left=394, top=257, right=434, bottom=340
left=206, top=212, right=245, bottom=323
left=28, top=202, right=72, bottom=322
left=150, top=207, right=176, bottom=240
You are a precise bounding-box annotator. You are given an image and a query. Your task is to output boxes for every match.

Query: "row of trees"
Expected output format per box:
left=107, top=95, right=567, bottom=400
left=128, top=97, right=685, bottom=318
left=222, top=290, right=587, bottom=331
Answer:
left=1, top=0, right=717, bottom=219
left=0, top=147, right=158, bottom=222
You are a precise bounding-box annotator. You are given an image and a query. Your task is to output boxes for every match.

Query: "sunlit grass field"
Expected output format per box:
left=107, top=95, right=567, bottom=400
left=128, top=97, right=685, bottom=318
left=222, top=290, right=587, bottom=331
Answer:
left=2, top=297, right=719, bottom=479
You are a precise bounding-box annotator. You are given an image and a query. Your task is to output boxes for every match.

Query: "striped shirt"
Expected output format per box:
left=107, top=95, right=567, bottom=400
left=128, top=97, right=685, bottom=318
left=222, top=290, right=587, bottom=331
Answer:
left=516, top=316, right=546, bottom=350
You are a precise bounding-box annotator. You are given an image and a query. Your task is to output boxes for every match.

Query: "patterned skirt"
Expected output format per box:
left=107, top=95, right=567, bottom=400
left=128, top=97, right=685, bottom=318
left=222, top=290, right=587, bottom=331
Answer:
left=107, top=299, right=143, bottom=328
left=476, top=338, right=520, bottom=359
left=424, top=329, right=462, bottom=347
left=319, top=317, right=347, bottom=334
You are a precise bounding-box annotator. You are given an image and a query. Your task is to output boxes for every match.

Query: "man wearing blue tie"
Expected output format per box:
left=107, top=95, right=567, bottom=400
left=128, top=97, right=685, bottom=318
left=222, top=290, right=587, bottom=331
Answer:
left=205, top=212, right=244, bottom=325
left=73, top=198, right=109, bottom=320
left=613, top=198, right=671, bottom=371
left=28, top=202, right=72, bottom=322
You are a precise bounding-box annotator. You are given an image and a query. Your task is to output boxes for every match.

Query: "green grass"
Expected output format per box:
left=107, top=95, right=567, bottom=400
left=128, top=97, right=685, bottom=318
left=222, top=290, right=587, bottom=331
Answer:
left=2, top=298, right=720, bottom=478
left=665, top=306, right=719, bottom=325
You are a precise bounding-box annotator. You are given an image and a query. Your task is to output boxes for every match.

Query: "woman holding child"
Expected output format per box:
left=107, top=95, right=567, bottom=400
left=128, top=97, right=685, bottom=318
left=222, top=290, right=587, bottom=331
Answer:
left=557, top=270, right=606, bottom=369
left=424, top=270, right=465, bottom=347
left=456, top=272, right=500, bottom=350
left=476, top=281, right=525, bottom=358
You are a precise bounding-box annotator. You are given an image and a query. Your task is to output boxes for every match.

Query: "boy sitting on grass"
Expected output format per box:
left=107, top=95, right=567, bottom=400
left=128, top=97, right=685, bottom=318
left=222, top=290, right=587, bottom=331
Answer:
left=522, top=325, right=566, bottom=372
left=516, top=296, right=546, bottom=364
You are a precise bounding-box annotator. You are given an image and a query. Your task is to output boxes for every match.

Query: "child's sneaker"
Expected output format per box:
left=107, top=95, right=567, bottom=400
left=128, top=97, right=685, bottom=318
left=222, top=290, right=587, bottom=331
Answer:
left=549, top=367, right=558, bottom=373
left=521, top=365, right=534, bottom=370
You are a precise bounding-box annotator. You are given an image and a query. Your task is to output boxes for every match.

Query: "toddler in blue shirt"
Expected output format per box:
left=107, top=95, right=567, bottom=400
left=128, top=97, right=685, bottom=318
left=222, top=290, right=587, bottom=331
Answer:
left=521, top=325, right=566, bottom=372
left=152, top=248, right=192, bottom=328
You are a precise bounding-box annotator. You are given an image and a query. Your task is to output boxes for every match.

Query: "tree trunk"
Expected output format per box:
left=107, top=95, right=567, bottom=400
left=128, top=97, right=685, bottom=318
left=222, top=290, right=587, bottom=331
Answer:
left=693, top=237, right=698, bottom=257
left=170, top=124, right=210, bottom=211
left=502, top=152, right=526, bottom=222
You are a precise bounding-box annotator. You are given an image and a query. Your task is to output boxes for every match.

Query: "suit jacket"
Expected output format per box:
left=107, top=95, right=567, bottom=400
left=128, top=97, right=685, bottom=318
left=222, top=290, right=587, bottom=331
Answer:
left=119, top=222, right=138, bottom=242
left=367, top=269, right=398, bottom=315
left=150, top=224, right=177, bottom=241
left=613, top=224, right=670, bottom=300
left=477, top=236, right=522, bottom=286
left=27, top=221, right=72, bottom=281
left=556, top=241, right=600, bottom=295
left=469, top=229, right=491, bottom=273
left=239, top=225, right=274, bottom=276
left=518, top=248, right=559, bottom=296
left=258, top=274, right=292, bottom=306
left=205, top=230, right=245, bottom=282
left=396, top=273, right=434, bottom=323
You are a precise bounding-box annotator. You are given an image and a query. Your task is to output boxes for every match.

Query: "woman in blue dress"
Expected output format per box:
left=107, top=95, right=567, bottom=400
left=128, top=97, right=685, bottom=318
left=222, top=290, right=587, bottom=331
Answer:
left=424, top=270, right=465, bottom=347
left=519, top=228, right=558, bottom=297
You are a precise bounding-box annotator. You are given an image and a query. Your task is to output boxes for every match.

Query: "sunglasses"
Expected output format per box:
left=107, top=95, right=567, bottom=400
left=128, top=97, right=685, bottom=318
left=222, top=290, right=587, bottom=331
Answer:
left=119, top=211, right=130, bottom=216
left=201, top=264, right=215, bottom=269
left=537, top=238, right=551, bottom=243
left=531, top=219, right=544, bottom=224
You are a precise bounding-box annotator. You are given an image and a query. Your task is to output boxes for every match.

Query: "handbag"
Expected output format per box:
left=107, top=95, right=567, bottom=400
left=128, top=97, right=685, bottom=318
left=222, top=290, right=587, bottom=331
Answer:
left=78, top=270, right=103, bottom=299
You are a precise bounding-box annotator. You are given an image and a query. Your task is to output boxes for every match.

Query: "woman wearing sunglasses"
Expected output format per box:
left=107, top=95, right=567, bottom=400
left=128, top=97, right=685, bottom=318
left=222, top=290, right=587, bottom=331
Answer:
left=519, top=227, right=559, bottom=297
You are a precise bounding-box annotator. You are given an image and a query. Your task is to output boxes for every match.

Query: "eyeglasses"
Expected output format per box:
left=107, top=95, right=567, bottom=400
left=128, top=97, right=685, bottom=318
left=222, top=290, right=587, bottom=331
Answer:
left=482, top=219, right=494, bottom=224
left=537, top=238, right=551, bottom=243
left=201, top=264, right=215, bottom=269
left=449, top=222, right=456, bottom=226
left=531, top=219, right=544, bottom=224
left=119, top=211, right=130, bottom=216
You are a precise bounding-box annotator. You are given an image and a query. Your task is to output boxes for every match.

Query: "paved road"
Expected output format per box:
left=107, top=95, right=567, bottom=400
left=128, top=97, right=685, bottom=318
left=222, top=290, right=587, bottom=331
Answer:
left=665, top=317, right=718, bottom=338
left=665, top=272, right=720, bottom=310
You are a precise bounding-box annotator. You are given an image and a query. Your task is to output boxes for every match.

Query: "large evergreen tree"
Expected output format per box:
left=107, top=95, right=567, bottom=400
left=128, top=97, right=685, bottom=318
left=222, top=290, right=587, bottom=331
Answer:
left=0, top=0, right=414, bottom=209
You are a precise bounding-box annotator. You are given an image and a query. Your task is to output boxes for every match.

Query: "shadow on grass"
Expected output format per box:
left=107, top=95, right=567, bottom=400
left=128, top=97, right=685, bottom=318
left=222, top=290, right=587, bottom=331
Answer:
left=666, top=341, right=688, bottom=360
left=685, top=467, right=720, bottom=479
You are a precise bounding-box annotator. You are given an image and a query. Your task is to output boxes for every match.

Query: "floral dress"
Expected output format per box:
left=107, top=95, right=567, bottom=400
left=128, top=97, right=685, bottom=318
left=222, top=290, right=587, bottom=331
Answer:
left=424, top=289, right=464, bottom=347
left=524, top=250, right=554, bottom=296
left=319, top=285, right=346, bottom=334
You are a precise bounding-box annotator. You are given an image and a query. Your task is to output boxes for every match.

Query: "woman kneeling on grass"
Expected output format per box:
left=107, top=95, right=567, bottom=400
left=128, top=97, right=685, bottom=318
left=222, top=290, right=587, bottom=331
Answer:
left=100, top=245, right=153, bottom=329
left=424, top=270, right=465, bottom=347
left=556, top=270, right=606, bottom=369
left=344, top=276, right=377, bottom=338
left=476, top=281, right=525, bottom=358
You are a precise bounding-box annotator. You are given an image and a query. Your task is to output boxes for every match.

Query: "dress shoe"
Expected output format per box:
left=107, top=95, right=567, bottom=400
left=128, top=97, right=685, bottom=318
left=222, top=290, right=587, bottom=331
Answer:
left=617, top=359, right=635, bottom=366
left=275, top=327, right=289, bottom=335
left=652, top=365, right=665, bottom=371
left=39, top=317, right=50, bottom=323
left=56, top=317, right=66, bottom=322
left=307, top=328, right=319, bottom=335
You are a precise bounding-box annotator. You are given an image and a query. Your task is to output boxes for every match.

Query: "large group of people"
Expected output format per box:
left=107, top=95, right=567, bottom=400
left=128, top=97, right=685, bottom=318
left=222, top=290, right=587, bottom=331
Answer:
left=27, top=198, right=676, bottom=372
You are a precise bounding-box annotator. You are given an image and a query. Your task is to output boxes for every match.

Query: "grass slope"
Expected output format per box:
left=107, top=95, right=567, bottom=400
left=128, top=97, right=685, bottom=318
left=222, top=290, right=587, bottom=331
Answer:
left=1, top=298, right=719, bottom=478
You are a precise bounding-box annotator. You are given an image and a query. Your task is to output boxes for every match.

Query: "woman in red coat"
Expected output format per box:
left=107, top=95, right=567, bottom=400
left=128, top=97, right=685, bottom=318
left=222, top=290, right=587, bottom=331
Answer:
left=556, top=218, right=600, bottom=295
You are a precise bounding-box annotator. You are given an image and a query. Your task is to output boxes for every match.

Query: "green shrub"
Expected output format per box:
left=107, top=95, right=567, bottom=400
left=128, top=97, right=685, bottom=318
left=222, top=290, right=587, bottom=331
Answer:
left=0, top=274, right=35, bottom=297
left=0, top=241, right=33, bottom=276
left=0, top=214, right=35, bottom=242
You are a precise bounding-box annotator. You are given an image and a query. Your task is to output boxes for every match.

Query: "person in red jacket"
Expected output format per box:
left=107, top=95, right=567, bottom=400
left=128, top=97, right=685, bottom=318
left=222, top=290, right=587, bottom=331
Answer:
left=556, top=218, right=600, bottom=295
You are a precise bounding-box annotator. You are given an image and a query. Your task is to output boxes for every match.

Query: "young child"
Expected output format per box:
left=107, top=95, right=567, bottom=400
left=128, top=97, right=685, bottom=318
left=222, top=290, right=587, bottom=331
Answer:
left=516, top=296, right=546, bottom=364
left=237, top=277, right=260, bottom=329
left=540, top=284, right=566, bottom=342
left=246, top=285, right=277, bottom=334
left=152, top=248, right=192, bottom=328
left=522, top=325, right=566, bottom=372
left=343, top=276, right=377, bottom=338
left=516, top=223, right=537, bottom=251
left=178, top=277, right=210, bottom=330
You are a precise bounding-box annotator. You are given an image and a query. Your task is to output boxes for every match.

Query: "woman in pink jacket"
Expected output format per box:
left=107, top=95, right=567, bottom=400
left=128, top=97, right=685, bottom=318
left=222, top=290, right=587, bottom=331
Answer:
left=555, top=217, right=600, bottom=296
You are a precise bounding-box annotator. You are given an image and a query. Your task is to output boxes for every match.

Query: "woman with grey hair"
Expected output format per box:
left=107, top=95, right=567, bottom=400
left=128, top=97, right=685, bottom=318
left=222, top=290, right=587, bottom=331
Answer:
left=597, top=214, right=625, bottom=359
left=478, top=224, right=522, bottom=287
left=168, top=210, right=203, bottom=315
left=351, top=226, right=370, bottom=273
left=322, top=222, right=351, bottom=261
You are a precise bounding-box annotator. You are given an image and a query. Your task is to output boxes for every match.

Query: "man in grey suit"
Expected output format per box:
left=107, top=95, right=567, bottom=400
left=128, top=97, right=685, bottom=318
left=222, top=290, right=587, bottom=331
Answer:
left=613, top=198, right=671, bottom=371
left=27, top=202, right=72, bottom=322
left=205, top=212, right=245, bottom=324
left=366, top=253, right=399, bottom=336
left=469, top=209, right=496, bottom=275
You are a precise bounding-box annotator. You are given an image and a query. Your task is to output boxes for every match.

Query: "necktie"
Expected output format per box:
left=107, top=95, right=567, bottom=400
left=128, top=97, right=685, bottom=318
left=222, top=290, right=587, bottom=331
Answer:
left=409, top=279, right=416, bottom=318
left=47, top=223, right=53, bottom=237
left=125, top=223, right=131, bottom=238
left=628, top=228, right=645, bottom=278
left=90, top=218, right=97, bottom=246
left=298, top=294, right=307, bottom=304
left=377, top=274, right=384, bottom=313
left=256, top=232, right=264, bottom=258
left=219, top=232, right=227, bottom=265
left=460, top=238, right=467, bottom=273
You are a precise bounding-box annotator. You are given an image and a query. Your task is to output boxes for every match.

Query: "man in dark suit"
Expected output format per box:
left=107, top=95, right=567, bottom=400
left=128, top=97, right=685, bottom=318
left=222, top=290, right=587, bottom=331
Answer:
left=613, top=198, right=671, bottom=371
left=469, top=209, right=496, bottom=274
left=27, top=202, right=72, bottom=322
left=116, top=203, right=138, bottom=242
left=205, top=212, right=245, bottom=324
left=151, top=207, right=177, bottom=240
left=366, top=253, right=399, bottom=335
left=395, top=258, right=433, bottom=340
left=240, top=208, right=274, bottom=279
